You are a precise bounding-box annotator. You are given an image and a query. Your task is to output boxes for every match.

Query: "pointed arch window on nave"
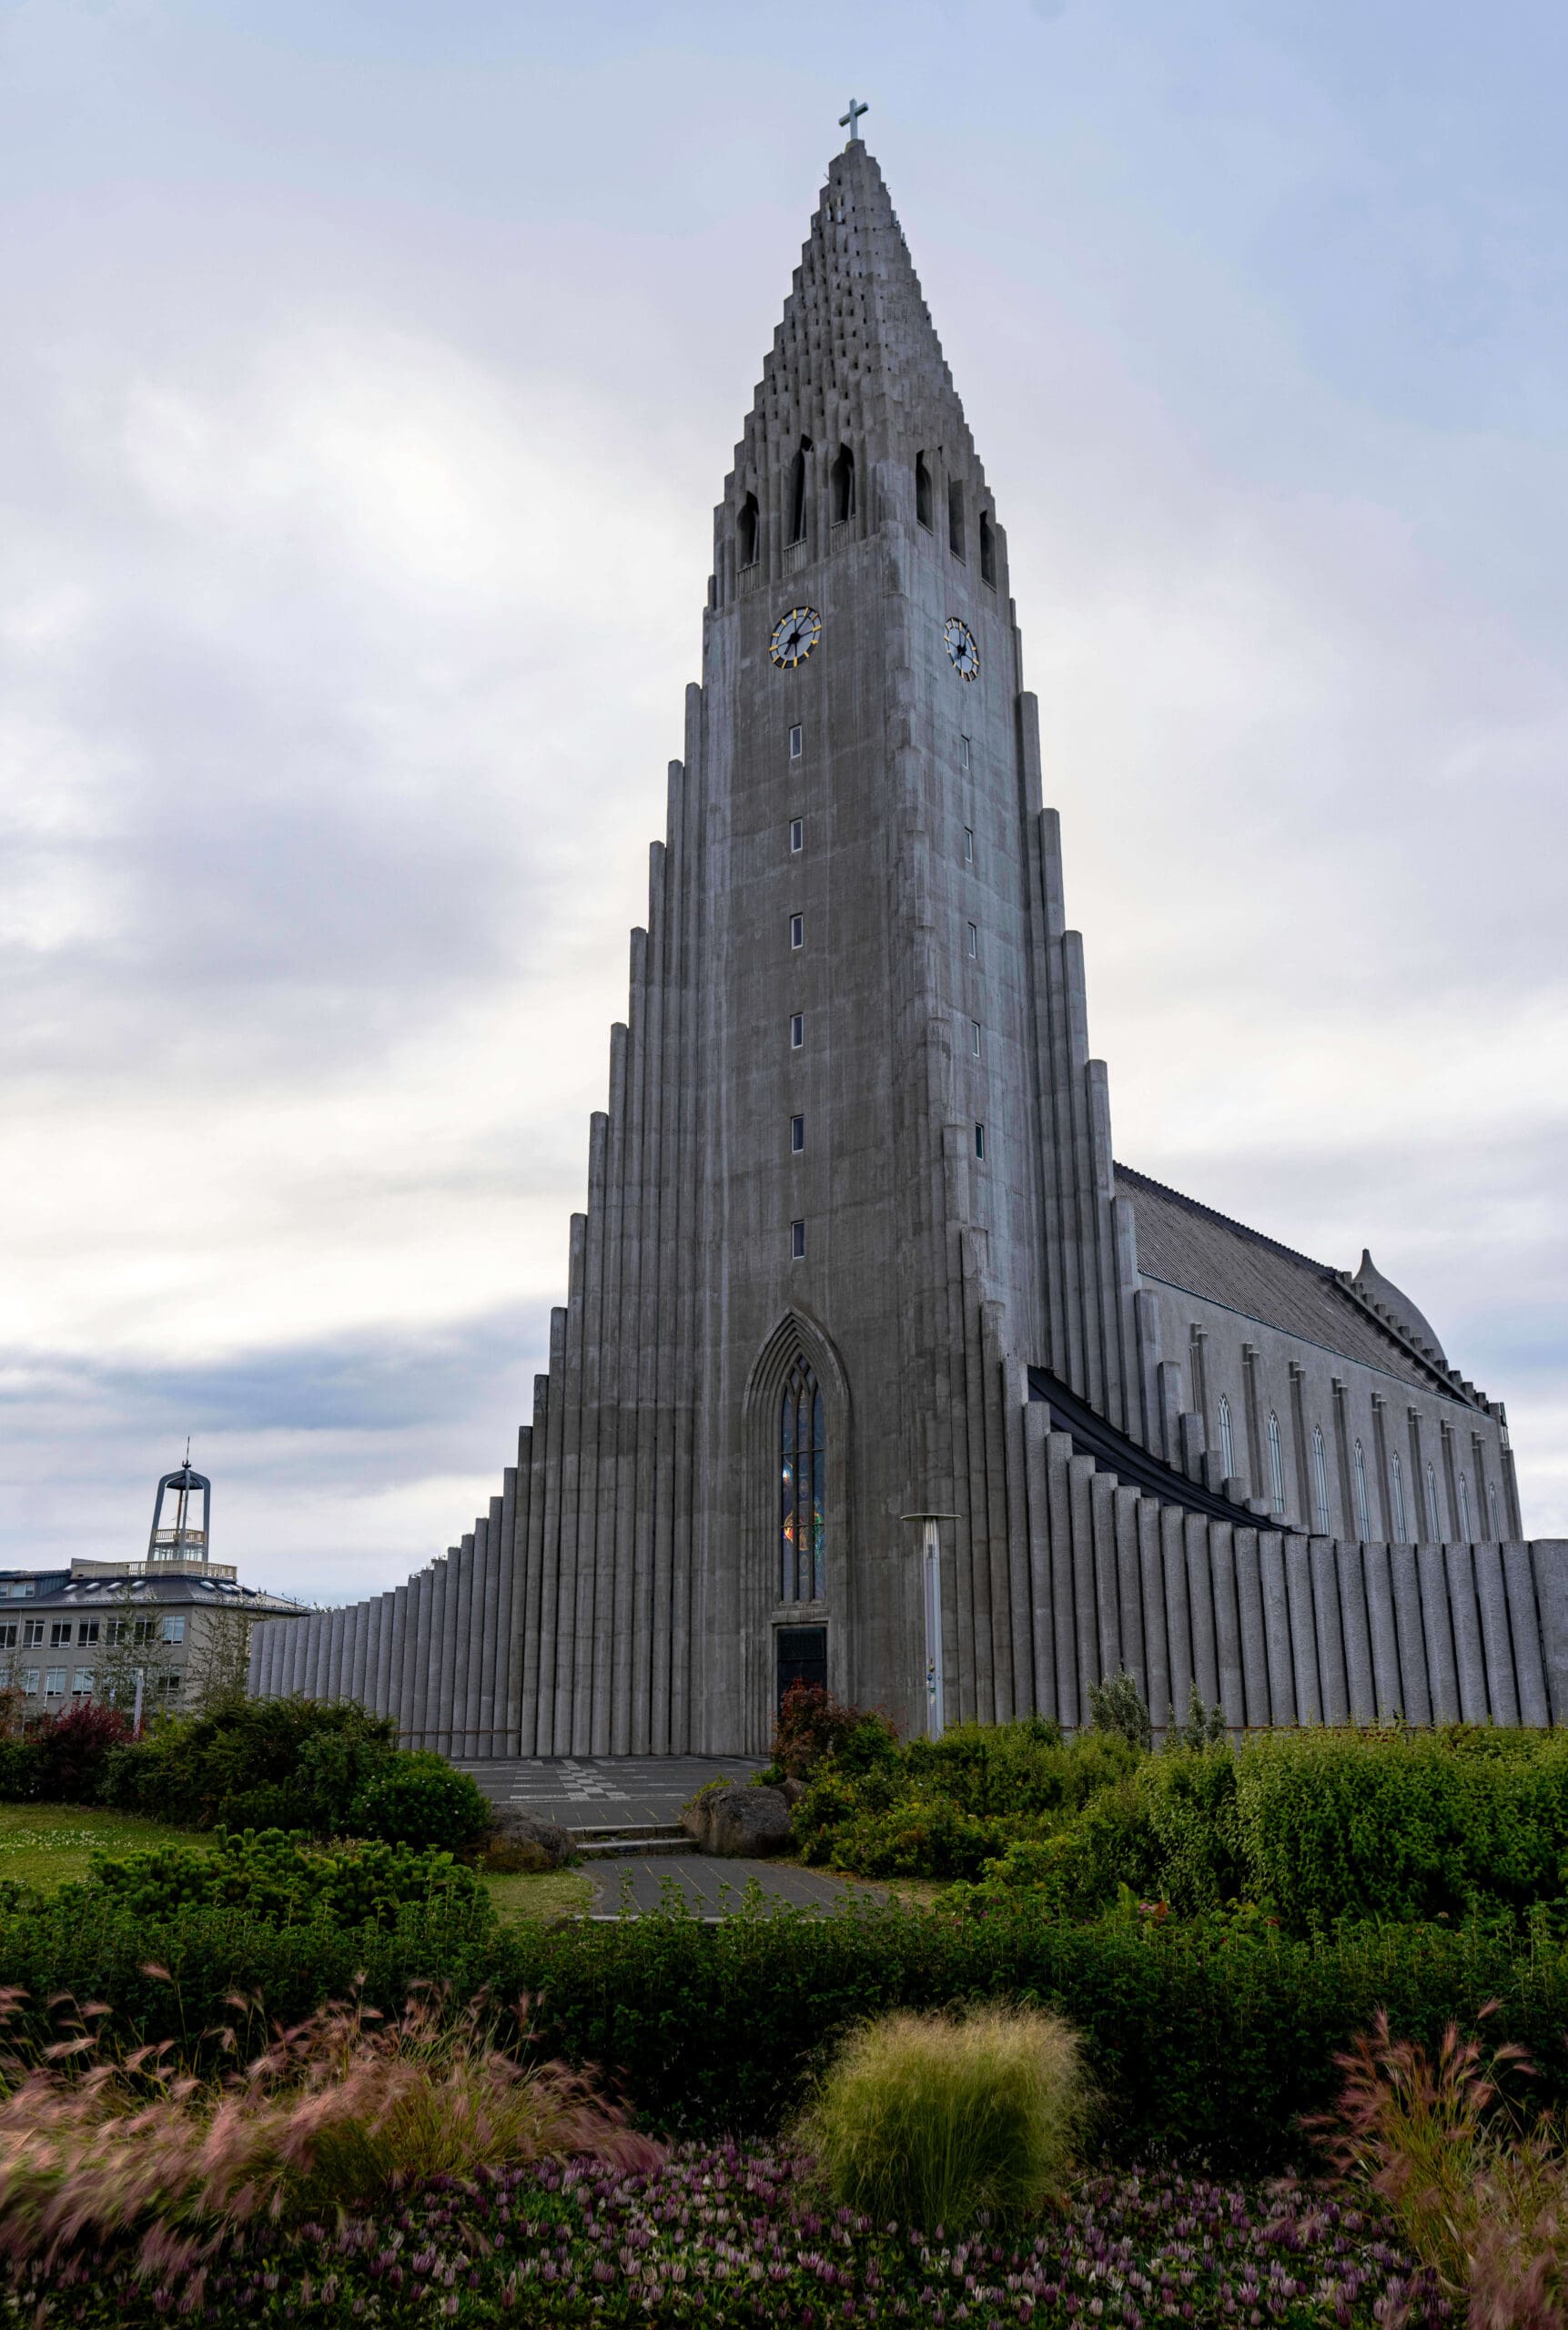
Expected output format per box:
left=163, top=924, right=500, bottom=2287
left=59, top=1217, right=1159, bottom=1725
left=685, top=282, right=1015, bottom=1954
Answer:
left=780, top=1358, right=825, bottom=1603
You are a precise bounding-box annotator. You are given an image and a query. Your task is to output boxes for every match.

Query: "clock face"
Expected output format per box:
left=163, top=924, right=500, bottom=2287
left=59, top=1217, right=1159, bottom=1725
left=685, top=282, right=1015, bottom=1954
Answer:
left=943, top=617, right=979, bottom=682
left=770, top=605, right=823, bottom=669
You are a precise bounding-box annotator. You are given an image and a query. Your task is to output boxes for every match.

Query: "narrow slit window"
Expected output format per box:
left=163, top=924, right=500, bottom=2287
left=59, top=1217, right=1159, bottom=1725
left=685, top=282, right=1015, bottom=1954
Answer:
left=790, top=1219, right=806, bottom=1261
left=1267, top=1412, right=1286, bottom=1515
left=737, top=491, right=759, bottom=568
left=979, top=509, right=996, bottom=586
left=1390, top=1449, right=1408, bottom=1538
left=964, top=826, right=975, bottom=866
left=787, top=436, right=811, bottom=544
left=970, top=1019, right=982, bottom=1057
left=1488, top=1480, right=1499, bottom=1536
left=789, top=818, right=804, bottom=853
left=790, top=914, right=803, bottom=949
left=959, top=734, right=971, bottom=769
left=790, top=1114, right=804, bottom=1153
left=1424, top=1459, right=1441, bottom=1535
left=789, top=724, right=803, bottom=759
left=1218, top=1393, right=1235, bottom=1480
left=1312, top=1425, right=1331, bottom=1531
left=948, top=479, right=966, bottom=560
left=974, top=1122, right=986, bottom=1160
left=966, top=921, right=978, bottom=959
left=790, top=1013, right=804, bottom=1048
left=1353, top=1440, right=1371, bottom=1536
left=831, top=443, right=855, bottom=522
left=1457, top=1470, right=1472, bottom=1535
left=916, top=452, right=933, bottom=530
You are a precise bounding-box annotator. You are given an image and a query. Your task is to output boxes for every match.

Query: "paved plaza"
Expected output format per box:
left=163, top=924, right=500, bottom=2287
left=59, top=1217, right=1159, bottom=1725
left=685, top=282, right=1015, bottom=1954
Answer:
left=457, top=1754, right=764, bottom=1829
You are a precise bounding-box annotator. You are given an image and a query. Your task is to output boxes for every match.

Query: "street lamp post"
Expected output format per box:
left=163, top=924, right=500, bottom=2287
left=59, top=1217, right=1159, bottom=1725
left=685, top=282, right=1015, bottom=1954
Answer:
left=900, top=1513, right=956, bottom=1741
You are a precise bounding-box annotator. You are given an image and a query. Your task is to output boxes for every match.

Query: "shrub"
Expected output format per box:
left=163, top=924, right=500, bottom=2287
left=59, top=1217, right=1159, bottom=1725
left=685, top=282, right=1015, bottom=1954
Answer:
left=35, top=1701, right=132, bottom=1803
left=771, top=1683, right=898, bottom=1781
left=56, top=1829, right=492, bottom=1931
left=800, top=2003, right=1087, bottom=2230
left=1089, top=1668, right=1152, bottom=1754
left=102, top=1696, right=400, bottom=1832
left=0, top=1985, right=660, bottom=2280
left=0, top=1735, right=44, bottom=1804
left=349, top=1749, right=491, bottom=1851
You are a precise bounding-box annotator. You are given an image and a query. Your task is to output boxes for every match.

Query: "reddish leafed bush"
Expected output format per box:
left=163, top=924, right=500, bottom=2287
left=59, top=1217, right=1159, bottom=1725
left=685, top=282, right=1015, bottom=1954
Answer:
left=34, top=1701, right=133, bottom=1802
left=771, top=1683, right=896, bottom=1781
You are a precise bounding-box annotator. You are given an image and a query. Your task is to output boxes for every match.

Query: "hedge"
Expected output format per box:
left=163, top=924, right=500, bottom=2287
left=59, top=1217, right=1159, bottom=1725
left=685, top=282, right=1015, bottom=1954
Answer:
left=0, top=1891, right=1563, bottom=2168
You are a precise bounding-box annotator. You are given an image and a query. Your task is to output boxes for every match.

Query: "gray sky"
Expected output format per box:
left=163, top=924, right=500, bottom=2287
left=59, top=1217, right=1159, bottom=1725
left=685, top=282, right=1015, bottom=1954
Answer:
left=3, top=0, right=1564, bottom=1602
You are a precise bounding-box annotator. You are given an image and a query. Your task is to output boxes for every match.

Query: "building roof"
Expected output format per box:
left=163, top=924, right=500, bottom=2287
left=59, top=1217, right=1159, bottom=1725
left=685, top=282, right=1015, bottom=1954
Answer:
left=12, top=1573, right=306, bottom=1616
left=1116, top=1162, right=1482, bottom=1407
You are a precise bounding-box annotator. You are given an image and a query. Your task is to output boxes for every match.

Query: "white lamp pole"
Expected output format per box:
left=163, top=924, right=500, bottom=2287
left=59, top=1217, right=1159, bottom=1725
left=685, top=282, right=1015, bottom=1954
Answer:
left=900, top=1513, right=956, bottom=1740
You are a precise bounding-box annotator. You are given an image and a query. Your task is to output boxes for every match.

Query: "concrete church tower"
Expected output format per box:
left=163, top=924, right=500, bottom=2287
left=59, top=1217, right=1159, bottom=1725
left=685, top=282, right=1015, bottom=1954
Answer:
left=251, top=129, right=1566, bottom=1751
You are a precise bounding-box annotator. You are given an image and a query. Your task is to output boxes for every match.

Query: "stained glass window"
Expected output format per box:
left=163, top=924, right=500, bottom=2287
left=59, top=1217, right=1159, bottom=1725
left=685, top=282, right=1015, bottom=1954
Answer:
left=780, top=1358, right=825, bottom=1604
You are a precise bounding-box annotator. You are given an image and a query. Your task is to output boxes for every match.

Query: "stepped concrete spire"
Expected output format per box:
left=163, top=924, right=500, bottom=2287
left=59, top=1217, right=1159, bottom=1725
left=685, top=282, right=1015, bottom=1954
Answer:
left=250, top=142, right=1562, bottom=1753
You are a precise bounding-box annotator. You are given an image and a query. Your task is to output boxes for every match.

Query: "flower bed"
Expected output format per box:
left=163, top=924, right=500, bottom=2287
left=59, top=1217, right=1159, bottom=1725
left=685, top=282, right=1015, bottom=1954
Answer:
left=17, top=2147, right=1448, bottom=2325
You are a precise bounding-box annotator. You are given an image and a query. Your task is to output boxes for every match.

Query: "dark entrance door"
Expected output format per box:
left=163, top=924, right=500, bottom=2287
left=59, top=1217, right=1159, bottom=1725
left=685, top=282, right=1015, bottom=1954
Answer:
left=775, top=1626, right=827, bottom=1712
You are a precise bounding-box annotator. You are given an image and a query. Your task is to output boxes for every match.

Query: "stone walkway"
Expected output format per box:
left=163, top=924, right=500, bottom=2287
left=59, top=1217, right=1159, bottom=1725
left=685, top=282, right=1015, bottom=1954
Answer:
left=457, top=1754, right=764, bottom=1829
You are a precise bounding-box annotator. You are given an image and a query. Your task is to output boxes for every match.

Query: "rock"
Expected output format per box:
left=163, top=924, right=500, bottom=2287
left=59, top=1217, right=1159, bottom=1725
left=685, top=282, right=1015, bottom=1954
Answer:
left=780, top=1777, right=806, bottom=1808
left=681, top=1783, right=794, bottom=1858
left=484, top=1805, right=575, bottom=1872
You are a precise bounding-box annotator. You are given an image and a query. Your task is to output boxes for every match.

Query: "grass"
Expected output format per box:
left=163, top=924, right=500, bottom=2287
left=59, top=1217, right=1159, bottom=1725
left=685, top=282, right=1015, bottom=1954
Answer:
left=483, top=1866, right=592, bottom=1923
left=0, top=1803, right=207, bottom=1889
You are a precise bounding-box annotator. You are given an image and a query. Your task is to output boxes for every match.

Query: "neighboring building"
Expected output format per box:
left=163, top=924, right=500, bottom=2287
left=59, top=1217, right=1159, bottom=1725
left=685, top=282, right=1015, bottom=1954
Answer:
left=250, top=126, right=1566, bottom=1756
left=1, top=1460, right=305, bottom=1717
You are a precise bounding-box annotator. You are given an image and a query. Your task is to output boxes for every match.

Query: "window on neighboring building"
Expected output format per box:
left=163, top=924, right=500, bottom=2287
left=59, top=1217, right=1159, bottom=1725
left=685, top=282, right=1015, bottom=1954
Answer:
left=1390, top=1450, right=1408, bottom=1539
left=44, top=1668, right=66, bottom=1697
left=790, top=1220, right=805, bottom=1261
left=948, top=479, right=966, bottom=559
left=48, top=1623, right=70, bottom=1649
left=789, top=724, right=803, bottom=759
left=1354, top=1440, right=1371, bottom=1536
left=737, top=490, right=759, bottom=568
left=916, top=452, right=933, bottom=530
left=1312, top=1426, right=1331, bottom=1532
left=20, top=1671, right=38, bottom=1698
left=789, top=914, right=803, bottom=949
left=964, top=826, right=975, bottom=865
left=22, top=1620, right=43, bottom=1649
left=1218, top=1393, right=1236, bottom=1480
left=1457, top=1470, right=1472, bottom=1535
left=157, top=1672, right=182, bottom=1697
left=979, top=508, right=996, bottom=585
left=72, top=1669, right=94, bottom=1697
left=1424, top=1460, right=1441, bottom=1536
left=1267, top=1412, right=1286, bottom=1515
left=790, top=1013, right=804, bottom=1048
left=161, top=1616, right=185, bottom=1644
left=789, top=818, right=804, bottom=853
left=831, top=443, right=855, bottom=522
left=77, top=1620, right=98, bottom=1646
left=0, top=1625, right=15, bottom=1653
left=975, top=1122, right=986, bottom=1160
left=779, top=1355, right=825, bottom=1603
left=790, top=1115, right=804, bottom=1154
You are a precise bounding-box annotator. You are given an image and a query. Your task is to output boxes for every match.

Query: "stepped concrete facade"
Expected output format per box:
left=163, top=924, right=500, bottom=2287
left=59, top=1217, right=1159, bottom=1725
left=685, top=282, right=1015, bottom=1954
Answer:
left=248, top=135, right=1566, bottom=1753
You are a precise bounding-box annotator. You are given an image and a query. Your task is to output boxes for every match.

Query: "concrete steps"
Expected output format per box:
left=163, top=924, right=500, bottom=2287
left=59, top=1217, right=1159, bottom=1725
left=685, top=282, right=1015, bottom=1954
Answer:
left=571, top=1821, right=688, bottom=1860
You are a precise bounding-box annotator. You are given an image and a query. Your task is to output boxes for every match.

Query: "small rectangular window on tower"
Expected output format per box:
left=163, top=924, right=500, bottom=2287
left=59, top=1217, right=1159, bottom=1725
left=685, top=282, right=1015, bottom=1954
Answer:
left=959, top=734, right=971, bottom=770
left=790, top=1114, right=804, bottom=1153
left=789, top=818, right=804, bottom=853
left=791, top=1219, right=806, bottom=1261
left=971, top=1019, right=983, bottom=1057
left=975, top=1122, right=986, bottom=1160
left=789, top=724, right=803, bottom=759
left=964, top=826, right=975, bottom=866
left=789, top=914, right=803, bottom=949
left=790, top=1013, right=804, bottom=1048
left=967, top=921, right=978, bottom=959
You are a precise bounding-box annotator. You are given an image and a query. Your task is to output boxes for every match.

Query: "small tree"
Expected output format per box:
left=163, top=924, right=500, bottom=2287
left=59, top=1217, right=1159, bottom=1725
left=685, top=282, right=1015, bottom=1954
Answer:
left=185, top=1596, right=264, bottom=1715
left=1168, top=1680, right=1229, bottom=1750
left=1087, top=1667, right=1152, bottom=1754
left=93, top=1576, right=160, bottom=1732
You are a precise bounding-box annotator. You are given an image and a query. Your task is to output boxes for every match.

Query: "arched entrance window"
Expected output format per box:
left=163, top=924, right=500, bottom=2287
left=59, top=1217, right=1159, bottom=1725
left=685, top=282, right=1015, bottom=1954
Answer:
left=780, top=1357, right=824, bottom=1602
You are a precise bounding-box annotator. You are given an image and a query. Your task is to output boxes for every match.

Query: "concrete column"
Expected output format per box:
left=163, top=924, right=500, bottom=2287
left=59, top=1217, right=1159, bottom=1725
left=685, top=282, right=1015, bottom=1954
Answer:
left=1417, top=1544, right=1461, bottom=1723
left=1310, top=1539, right=1349, bottom=1725
left=1445, top=1544, right=1490, bottom=1723
left=431, top=1553, right=458, bottom=1755
left=1136, top=1497, right=1169, bottom=1737
left=1361, top=1541, right=1403, bottom=1721
left=1159, top=1503, right=1193, bottom=1728
left=1232, top=1529, right=1270, bottom=1727
left=1044, top=1431, right=1077, bottom=1725
left=1283, top=1535, right=1320, bottom=1724
left=349, top=1600, right=370, bottom=1705
left=1534, top=1541, right=1568, bottom=1724
left=1089, top=1469, right=1120, bottom=1683
left=1336, top=1543, right=1376, bottom=1725
left=450, top=1536, right=475, bottom=1756
left=1111, top=1484, right=1144, bottom=1697
left=408, top=1568, right=435, bottom=1749
left=1067, top=1454, right=1097, bottom=1722
left=477, top=1488, right=504, bottom=1754
left=1022, top=1404, right=1056, bottom=1719
left=1472, top=1545, right=1518, bottom=1725
left=1209, top=1524, right=1245, bottom=1731
left=1503, top=1545, right=1549, bottom=1726
left=1184, top=1516, right=1219, bottom=1711
left=1388, top=1543, right=1432, bottom=1724
left=1258, top=1531, right=1295, bottom=1726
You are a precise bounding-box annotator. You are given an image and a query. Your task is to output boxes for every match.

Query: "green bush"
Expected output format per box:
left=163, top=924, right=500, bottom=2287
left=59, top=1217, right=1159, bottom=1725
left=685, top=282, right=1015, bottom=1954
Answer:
left=102, top=1696, right=400, bottom=1832
left=770, top=1683, right=898, bottom=1781
left=53, top=1828, right=492, bottom=1931
left=348, top=1750, right=491, bottom=1852
left=0, top=1736, right=44, bottom=1803
left=798, top=2002, right=1087, bottom=2229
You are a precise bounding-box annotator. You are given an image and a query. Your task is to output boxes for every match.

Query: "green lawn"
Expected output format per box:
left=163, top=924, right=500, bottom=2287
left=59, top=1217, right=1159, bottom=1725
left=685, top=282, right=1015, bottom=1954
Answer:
left=0, top=1802, right=205, bottom=1889
left=0, top=1804, right=594, bottom=1922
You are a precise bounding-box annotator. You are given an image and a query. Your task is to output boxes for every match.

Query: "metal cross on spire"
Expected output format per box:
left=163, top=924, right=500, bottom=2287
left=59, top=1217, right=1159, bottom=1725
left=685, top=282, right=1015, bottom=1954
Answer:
left=839, top=96, right=868, bottom=145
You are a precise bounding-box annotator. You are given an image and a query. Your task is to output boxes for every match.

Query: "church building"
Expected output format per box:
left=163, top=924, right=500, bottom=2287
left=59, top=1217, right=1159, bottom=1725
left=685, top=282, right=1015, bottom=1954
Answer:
left=249, top=127, right=1565, bottom=1751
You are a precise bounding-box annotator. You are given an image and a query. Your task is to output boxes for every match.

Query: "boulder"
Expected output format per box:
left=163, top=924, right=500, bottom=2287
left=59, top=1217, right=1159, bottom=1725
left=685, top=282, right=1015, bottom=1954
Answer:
left=681, top=1783, right=794, bottom=1858
left=484, top=1805, right=575, bottom=1872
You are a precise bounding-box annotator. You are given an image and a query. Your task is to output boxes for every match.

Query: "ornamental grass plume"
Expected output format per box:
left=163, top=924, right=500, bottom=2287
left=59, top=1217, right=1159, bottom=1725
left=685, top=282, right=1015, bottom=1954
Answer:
left=1313, top=2006, right=1568, bottom=2328
left=796, top=2001, right=1087, bottom=2233
left=0, top=1981, right=660, bottom=2285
